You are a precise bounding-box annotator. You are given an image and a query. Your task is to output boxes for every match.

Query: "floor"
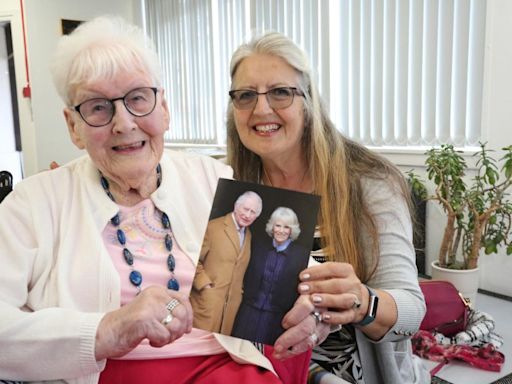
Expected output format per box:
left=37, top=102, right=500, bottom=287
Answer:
left=421, top=291, right=512, bottom=384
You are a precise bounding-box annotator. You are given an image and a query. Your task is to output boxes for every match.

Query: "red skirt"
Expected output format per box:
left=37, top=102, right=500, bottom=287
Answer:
left=264, top=345, right=312, bottom=384
left=99, top=349, right=311, bottom=384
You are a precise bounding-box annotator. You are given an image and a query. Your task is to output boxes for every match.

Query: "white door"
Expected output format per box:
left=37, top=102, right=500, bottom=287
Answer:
left=0, top=21, right=23, bottom=186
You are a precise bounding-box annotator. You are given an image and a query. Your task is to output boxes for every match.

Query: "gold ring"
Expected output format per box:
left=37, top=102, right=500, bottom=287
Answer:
left=161, top=313, right=173, bottom=325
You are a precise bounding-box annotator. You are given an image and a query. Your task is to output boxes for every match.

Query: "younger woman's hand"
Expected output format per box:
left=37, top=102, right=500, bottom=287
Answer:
left=298, top=262, right=398, bottom=340
left=297, top=262, right=366, bottom=325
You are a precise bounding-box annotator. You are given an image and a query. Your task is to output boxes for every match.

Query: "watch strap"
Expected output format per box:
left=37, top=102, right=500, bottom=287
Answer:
left=355, top=285, right=379, bottom=326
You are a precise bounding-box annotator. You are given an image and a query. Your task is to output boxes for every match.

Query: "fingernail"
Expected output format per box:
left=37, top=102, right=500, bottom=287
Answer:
left=312, top=295, right=322, bottom=303
left=301, top=273, right=311, bottom=280
left=299, top=284, right=310, bottom=292
left=323, top=314, right=331, bottom=320
left=274, top=345, right=283, bottom=353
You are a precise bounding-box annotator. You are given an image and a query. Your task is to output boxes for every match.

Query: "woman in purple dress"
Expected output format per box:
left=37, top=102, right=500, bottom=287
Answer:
left=232, top=207, right=309, bottom=345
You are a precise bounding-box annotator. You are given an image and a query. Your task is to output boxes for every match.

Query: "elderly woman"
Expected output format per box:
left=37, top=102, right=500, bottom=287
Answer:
left=0, top=18, right=310, bottom=384
left=226, top=32, right=430, bottom=383
left=232, top=207, right=309, bottom=345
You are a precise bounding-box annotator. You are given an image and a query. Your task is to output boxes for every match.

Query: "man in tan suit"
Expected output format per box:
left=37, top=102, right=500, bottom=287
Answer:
left=191, top=191, right=262, bottom=334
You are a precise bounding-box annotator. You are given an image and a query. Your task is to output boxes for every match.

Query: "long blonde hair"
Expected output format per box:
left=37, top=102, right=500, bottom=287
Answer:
left=227, top=32, right=411, bottom=282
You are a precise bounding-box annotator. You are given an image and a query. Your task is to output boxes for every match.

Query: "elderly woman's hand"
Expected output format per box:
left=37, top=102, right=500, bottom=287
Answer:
left=272, top=295, right=330, bottom=359
left=94, top=286, right=193, bottom=361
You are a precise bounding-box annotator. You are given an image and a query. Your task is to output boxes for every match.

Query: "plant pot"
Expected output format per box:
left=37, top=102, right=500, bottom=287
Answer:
left=431, top=261, right=480, bottom=307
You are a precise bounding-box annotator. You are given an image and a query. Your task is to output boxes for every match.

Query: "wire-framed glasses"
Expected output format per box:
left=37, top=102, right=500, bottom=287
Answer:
left=228, top=87, right=303, bottom=110
left=73, top=87, right=158, bottom=127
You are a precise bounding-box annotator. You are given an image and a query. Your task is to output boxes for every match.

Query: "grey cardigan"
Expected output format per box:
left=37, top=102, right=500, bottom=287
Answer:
left=316, top=177, right=430, bottom=384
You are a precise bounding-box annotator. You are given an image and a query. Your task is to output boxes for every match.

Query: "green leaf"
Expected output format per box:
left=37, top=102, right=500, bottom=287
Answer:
left=504, top=161, right=512, bottom=179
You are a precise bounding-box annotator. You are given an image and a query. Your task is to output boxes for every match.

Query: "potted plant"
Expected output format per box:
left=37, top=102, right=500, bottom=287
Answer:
left=408, top=143, right=512, bottom=303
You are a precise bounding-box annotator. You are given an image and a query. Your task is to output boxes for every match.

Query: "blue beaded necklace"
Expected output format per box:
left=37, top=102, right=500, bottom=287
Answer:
left=100, top=164, right=179, bottom=293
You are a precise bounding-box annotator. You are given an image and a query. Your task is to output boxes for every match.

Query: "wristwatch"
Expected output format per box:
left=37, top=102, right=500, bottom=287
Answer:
left=355, top=285, right=379, bottom=326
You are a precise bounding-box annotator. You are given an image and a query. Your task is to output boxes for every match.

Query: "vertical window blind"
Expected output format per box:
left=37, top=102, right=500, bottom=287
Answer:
left=144, top=0, right=486, bottom=148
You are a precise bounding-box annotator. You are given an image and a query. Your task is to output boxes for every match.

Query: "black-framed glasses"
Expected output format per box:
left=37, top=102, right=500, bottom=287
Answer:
left=228, top=87, right=303, bottom=110
left=73, top=87, right=158, bottom=127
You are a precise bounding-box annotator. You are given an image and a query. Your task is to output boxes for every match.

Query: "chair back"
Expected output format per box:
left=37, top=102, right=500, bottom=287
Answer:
left=0, top=171, right=13, bottom=203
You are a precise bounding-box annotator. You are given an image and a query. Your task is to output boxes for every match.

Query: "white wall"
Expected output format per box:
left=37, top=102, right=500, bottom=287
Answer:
left=21, top=0, right=138, bottom=173
left=0, top=0, right=35, bottom=182
left=472, top=0, right=512, bottom=297
left=0, top=0, right=140, bottom=176
left=481, top=0, right=512, bottom=150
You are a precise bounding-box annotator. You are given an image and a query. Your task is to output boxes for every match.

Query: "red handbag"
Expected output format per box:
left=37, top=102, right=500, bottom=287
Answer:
left=419, top=280, right=470, bottom=337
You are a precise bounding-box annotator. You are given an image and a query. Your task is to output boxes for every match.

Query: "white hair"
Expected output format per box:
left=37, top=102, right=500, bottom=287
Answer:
left=265, top=207, right=301, bottom=241
left=50, top=15, right=162, bottom=106
left=234, top=191, right=263, bottom=216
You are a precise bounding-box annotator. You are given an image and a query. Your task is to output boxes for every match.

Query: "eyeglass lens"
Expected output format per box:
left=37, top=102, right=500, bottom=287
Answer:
left=230, top=87, right=297, bottom=110
left=76, top=87, right=157, bottom=127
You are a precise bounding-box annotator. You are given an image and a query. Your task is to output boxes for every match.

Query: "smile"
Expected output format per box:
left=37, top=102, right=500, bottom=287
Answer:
left=254, top=124, right=280, bottom=133
left=113, top=141, right=145, bottom=151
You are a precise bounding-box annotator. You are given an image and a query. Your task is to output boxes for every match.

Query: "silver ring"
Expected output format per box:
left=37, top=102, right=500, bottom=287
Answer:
left=166, top=298, right=181, bottom=313
left=311, top=311, right=323, bottom=324
left=352, top=297, right=361, bottom=310
left=161, top=313, right=173, bottom=325
left=310, top=332, right=319, bottom=345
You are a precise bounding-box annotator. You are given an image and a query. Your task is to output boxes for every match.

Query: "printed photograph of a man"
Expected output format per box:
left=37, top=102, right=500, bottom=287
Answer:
left=190, top=190, right=263, bottom=334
